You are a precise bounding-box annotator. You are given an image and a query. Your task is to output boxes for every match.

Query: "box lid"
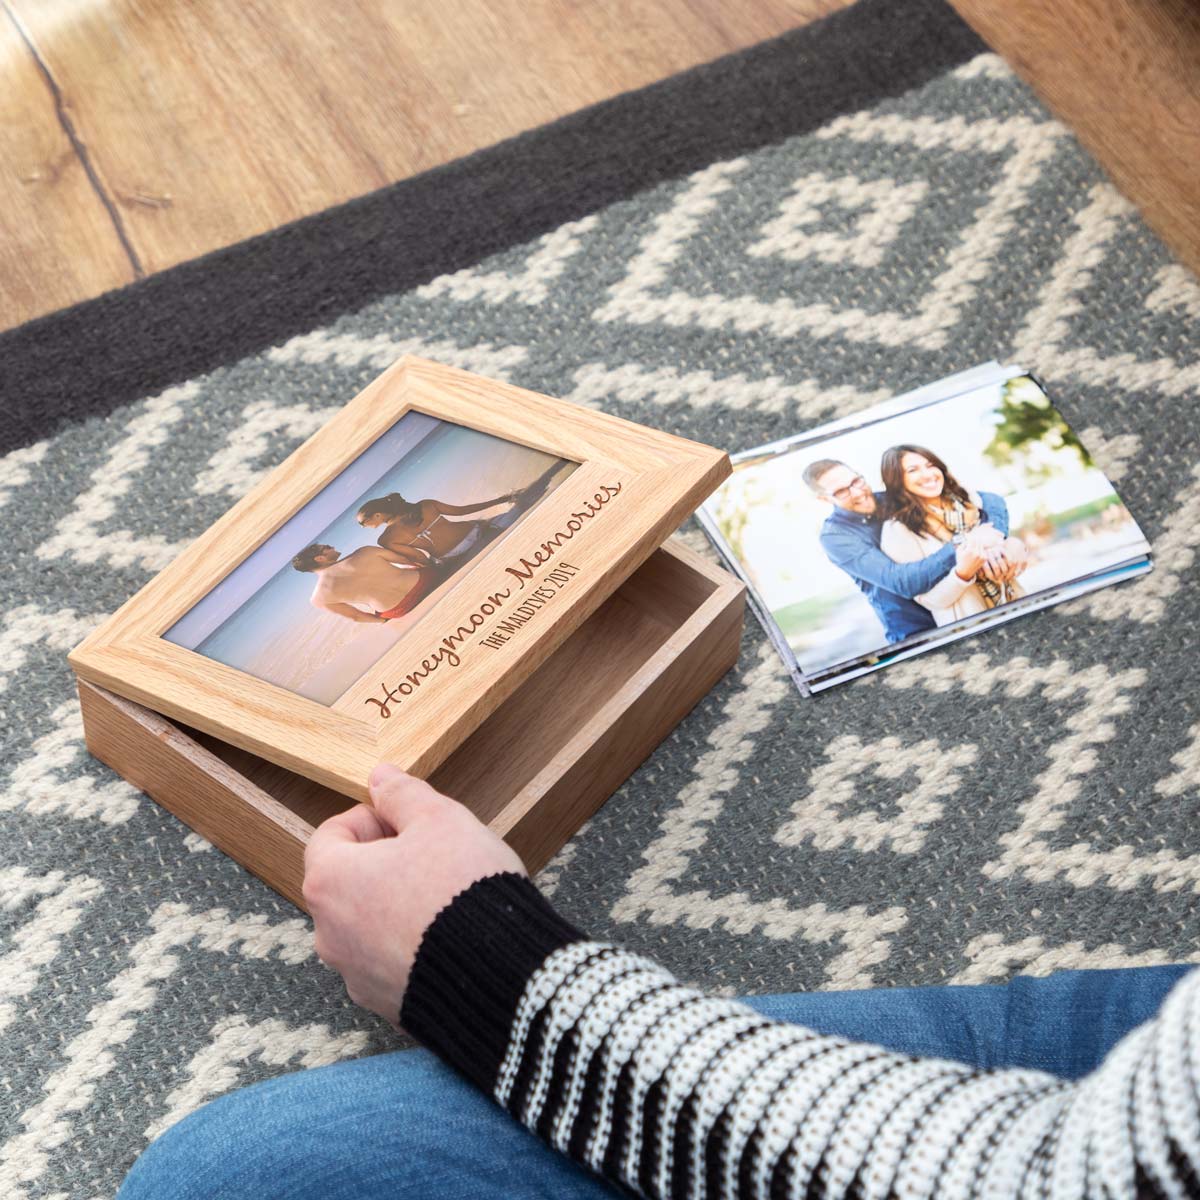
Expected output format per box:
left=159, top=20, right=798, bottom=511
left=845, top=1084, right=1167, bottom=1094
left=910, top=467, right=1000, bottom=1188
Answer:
left=70, top=357, right=729, bottom=800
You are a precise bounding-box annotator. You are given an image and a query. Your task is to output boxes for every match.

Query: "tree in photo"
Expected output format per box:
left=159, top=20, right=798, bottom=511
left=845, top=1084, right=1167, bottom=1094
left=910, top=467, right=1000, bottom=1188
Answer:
left=984, top=375, right=1092, bottom=486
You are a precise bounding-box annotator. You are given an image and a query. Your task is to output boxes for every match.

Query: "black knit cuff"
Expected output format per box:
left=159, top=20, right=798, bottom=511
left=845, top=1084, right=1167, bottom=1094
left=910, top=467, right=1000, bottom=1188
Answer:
left=399, top=872, right=588, bottom=1094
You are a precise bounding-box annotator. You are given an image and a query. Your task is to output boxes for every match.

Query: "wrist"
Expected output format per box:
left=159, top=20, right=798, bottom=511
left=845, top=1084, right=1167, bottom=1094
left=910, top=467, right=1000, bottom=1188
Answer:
left=399, top=872, right=587, bottom=1092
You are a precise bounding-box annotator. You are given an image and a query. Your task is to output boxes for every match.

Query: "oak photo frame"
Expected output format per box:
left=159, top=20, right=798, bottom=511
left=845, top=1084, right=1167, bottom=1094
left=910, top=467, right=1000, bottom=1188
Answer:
left=70, top=357, right=730, bottom=801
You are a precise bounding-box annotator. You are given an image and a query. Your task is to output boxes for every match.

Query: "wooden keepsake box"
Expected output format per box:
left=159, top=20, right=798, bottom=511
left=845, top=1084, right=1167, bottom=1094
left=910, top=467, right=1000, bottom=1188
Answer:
left=70, top=358, right=745, bottom=910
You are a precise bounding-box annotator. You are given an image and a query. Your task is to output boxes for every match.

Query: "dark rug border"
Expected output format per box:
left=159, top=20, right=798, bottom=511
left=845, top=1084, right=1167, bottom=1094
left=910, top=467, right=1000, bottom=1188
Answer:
left=0, top=0, right=983, bottom=454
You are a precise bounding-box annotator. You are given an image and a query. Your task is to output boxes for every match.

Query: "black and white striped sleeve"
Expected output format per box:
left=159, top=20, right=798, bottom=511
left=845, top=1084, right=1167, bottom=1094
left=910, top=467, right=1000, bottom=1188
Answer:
left=398, top=871, right=1200, bottom=1199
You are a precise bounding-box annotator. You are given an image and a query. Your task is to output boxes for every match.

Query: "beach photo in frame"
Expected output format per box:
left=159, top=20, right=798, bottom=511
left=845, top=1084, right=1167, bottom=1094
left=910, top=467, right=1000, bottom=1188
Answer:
left=163, top=412, right=578, bottom=706
left=70, top=357, right=730, bottom=797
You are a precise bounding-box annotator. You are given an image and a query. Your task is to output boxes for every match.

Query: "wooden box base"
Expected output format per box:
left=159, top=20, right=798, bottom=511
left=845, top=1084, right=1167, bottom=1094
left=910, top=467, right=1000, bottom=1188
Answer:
left=76, top=539, right=744, bottom=910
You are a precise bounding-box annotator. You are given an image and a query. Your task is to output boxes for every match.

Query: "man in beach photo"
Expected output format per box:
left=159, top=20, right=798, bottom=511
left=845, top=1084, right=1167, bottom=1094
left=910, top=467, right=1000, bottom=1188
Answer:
left=292, top=543, right=443, bottom=623
left=802, top=458, right=1011, bottom=644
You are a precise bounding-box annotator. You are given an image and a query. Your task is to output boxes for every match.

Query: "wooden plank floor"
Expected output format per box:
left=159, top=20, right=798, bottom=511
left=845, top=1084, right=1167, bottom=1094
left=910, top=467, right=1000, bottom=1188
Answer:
left=1, top=0, right=852, bottom=331
left=949, top=0, right=1200, bottom=280
left=1, top=11, right=137, bottom=326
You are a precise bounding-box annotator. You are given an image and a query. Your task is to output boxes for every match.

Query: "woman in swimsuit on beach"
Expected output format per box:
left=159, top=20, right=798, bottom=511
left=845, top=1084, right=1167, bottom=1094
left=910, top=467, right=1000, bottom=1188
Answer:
left=355, top=463, right=567, bottom=568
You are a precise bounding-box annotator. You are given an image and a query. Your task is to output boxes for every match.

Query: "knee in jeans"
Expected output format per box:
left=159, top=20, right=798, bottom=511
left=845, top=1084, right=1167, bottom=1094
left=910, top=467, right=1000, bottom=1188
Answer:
left=118, top=1088, right=286, bottom=1199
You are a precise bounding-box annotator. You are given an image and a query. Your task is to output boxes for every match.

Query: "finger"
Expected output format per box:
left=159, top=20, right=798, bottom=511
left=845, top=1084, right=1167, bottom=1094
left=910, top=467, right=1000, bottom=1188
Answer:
left=311, top=802, right=393, bottom=848
left=368, top=763, right=448, bottom=832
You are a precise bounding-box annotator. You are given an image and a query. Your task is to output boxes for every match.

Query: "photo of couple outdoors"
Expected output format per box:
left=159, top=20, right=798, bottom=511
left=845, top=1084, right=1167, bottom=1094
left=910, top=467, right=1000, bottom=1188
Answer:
left=706, top=371, right=1151, bottom=686
left=804, top=446, right=1027, bottom=646
left=165, top=412, right=575, bottom=705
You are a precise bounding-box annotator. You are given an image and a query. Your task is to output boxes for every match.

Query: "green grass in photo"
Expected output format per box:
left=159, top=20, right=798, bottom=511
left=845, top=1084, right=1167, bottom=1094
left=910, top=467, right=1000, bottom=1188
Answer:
left=772, top=592, right=845, bottom=641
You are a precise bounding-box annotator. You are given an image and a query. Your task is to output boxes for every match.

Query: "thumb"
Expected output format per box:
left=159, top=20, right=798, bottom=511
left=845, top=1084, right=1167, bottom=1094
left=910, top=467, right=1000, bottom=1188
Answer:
left=367, top=763, right=447, bottom=830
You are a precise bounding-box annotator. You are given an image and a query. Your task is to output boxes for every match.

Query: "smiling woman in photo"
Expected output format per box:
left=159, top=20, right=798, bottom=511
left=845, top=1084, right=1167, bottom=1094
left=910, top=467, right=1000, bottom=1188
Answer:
left=879, top=444, right=1028, bottom=626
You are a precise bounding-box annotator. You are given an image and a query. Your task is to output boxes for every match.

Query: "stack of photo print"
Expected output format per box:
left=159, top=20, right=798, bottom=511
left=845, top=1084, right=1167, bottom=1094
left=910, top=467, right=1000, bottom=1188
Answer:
left=699, top=363, right=1153, bottom=695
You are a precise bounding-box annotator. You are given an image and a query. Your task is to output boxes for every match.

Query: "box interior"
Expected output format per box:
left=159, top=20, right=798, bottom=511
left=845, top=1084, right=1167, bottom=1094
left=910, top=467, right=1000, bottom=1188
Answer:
left=187, top=546, right=722, bottom=830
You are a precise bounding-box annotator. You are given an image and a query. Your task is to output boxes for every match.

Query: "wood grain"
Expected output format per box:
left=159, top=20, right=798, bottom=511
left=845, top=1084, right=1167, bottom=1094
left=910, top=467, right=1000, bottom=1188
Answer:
left=0, top=10, right=134, bottom=323
left=1, top=0, right=853, bottom=329
left=76, top=539, right=746, bottom=908
left=949, top=0, right=1200, bottom=277
left=68, top=357, right=730, bottom=798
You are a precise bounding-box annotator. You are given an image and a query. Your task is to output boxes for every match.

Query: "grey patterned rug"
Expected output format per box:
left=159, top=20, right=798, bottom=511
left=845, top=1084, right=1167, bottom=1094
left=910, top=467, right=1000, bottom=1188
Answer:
left=4, top=7, right=1200, bottom=1197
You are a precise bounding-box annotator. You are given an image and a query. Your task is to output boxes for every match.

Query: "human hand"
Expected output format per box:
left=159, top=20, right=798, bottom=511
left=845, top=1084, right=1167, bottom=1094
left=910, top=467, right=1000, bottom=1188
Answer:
left=955, top=524, right=1005, bottom=580
left=1002, top=537, right=1028, bottom=575
left=981, top=537, right=1028, bottom=584
left=980, top=547, right=1011, bottom=584
left=302, top=765, right=527, bottom=1026
left=966, top=523, right=1005, bottom=551
left=954, top=541, right=985, bottom=580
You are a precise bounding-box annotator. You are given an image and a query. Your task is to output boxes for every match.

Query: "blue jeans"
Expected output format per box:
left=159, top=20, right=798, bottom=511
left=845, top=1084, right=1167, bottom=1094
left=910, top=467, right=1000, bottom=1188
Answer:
left=118, top=965, right=1193, bottom=1200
